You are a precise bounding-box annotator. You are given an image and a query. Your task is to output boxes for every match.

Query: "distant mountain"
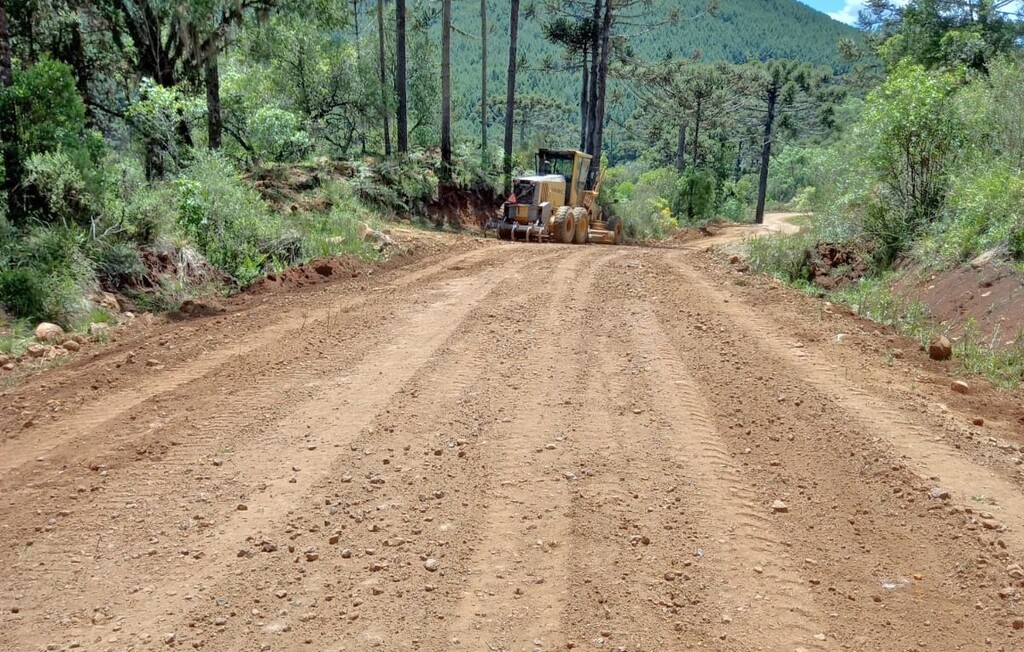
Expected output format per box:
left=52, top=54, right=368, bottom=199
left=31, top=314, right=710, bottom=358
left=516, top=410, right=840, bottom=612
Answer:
left=445, top=0, right=858, bottom=150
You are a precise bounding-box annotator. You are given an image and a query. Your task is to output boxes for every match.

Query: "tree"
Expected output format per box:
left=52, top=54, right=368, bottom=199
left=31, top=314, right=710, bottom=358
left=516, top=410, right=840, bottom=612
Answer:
left=543, top=13, right=596, bottom=151
left=440, top=0, right=452, bottom=176
left=741, top=60, right=839, bottom=224
left=858, top=0, right=1024, bottom=71
left=376, top=0, right=391, bottom=155
left=396, top=0, right=408, bottom=152
left=480, top=0, right=487, bottom=162
left=0, top=3, right=24, bottom=224
left=504, top=0, right=521, bottom=195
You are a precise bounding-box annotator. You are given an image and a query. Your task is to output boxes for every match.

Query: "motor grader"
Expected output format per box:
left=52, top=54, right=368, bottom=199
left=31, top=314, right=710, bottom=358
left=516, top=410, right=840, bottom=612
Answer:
left=495, top=148, right=624, bottom=245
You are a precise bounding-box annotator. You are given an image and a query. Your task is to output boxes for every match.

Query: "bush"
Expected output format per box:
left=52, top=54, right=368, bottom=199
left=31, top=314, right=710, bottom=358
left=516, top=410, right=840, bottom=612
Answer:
left=862, top=63, right=965, bottom=258
left=24, top=150, right=91, bottom=223
left=745, top=232, right=814, bottom=282
left=0, top=268, right=48, bottom=321
left=92, top=240, right=147, bottom=288
left=173, top=152, right=293, bottom=284
left=672, top=169, right=717, bottom=224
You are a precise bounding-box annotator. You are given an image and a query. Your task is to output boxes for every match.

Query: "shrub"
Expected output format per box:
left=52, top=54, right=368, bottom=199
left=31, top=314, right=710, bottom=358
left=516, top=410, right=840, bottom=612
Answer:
left=0, top=268, right=48, bottom=321
left=248, top=107, right=312, bottom=163
left=92, top=240, right=147, bottom=289
left=173, top=152, right=292, bottom=284
left=24, top=150, right=91, bottom=223
left=745, top=232, right=814, bottom=282
left=672, top=169, right=717, bottom=224
left=862, top=63, right=965, bottom=258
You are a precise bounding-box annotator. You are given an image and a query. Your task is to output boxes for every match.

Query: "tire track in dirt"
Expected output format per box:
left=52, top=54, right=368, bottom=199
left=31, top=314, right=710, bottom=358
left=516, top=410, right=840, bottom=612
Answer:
left=0, top=248, right=557, bottom=650
left=153, top=252, right=568, bottom=652
left=665, top=255, right=1024, bottom=555
left=447, top=248, right=625, bottom=652
left=640, top=251, right=1024, bottom=650
left=0, top=245, right=499, bottom=475
left=621, top=303, right=831, bottom=651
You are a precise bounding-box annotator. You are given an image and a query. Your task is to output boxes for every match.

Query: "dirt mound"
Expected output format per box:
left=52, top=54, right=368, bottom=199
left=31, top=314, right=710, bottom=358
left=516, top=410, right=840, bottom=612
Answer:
left=808, top=242, right=868, bottom=289
left=426, top=182, right=502, bottom=228
left=897, top=259, right=1024, bottom=348
left=247, top=256, right=374, bottom=294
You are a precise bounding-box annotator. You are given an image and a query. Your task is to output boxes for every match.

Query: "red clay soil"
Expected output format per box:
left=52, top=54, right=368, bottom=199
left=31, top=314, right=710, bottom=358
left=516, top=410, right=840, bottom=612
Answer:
left=897, top=260, right=1024, bottom=347
left=426, top=182, right=502, bottom=228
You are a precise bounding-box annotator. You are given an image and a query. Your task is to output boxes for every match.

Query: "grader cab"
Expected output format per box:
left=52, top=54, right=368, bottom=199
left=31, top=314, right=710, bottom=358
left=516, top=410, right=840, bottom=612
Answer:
left=496, top=149, right=624, bottom=245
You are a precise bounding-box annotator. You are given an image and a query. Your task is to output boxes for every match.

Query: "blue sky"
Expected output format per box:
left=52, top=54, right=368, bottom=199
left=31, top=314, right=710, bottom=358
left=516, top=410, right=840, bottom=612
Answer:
left=799, top=0, right=867, bottom=25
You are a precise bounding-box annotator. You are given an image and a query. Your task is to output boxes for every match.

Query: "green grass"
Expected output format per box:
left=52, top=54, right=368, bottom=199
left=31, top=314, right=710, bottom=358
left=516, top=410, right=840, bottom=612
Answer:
left=0, top=320, right=35, bottom=357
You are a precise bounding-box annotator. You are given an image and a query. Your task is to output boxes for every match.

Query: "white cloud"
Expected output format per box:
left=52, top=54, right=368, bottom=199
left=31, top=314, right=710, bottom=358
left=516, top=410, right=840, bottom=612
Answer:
left=828, top=0, right=866, bottom=25
left=827, top=0, right=913, bottom=26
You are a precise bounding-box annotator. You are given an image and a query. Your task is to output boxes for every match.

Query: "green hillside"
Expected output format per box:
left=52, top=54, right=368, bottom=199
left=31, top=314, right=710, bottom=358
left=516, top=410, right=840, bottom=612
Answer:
left=445, top=0, right=858, bottom=145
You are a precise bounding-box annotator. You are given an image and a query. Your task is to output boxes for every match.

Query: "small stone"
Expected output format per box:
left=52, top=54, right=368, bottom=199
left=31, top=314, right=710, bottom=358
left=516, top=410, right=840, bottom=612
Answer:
left=424, top=558, right=440, bottom=572
left=35, top=322, right=65, bottom=343
left=163, top=633, right=176, bottom=645
left=951, top=380, right=970, bottom=395
left=305, top=550, right=319, bottom=562
left=998, top=587, right=1015, bottom=600
left=27, top=344, right=48, bottom=358
left=753, top=566, right=764, bottom=574
left=328, top=534, right=340, bottom=545
left=928, top=336, right=952, bottom=361
left=212, top=458, right=223, bottom=467
left=1013, top=618, right=1024, bottom=630
left=771, top=500, right=789, bottom=513
left=275, top=590, right=288, bottom=599
left=145, top=359, right=161, bottom=367
left=928, top=488, right=951, bottom=500
left=236, top=503, right=247, bottom=511
left=972, top=417, right=984, bottom=427
left=340, top=548, right=352, bottom=559
left=61, top=339, right=81, bottom=352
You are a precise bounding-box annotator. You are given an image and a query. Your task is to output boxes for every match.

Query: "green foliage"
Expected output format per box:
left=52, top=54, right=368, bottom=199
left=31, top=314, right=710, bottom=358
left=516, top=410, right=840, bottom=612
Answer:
left=672, top=169, right=717, bottom=224
left=173, top=152, right=294, bottom=285
left=861, top=62, right=964, bottom=263
left=9, top=59, right=101, bottom=160
left=744, top=232, right=814, bottom=282
left=916, top=160, right=1024, bottom=265
left=354, top=155, right=439, bottom=215
left=0, top=226, right=94, bottom=325
left=247, top=108, right=312, bottom=163
left=24, top=150, right=91, bottom=223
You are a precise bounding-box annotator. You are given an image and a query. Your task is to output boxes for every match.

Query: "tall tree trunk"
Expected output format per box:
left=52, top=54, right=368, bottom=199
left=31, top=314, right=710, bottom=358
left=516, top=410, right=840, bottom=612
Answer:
left=675, top=121, right=687, bottom=173
left=353, top=0, right=366, bottom=154
left=396, top=0, right=409, bottom=153
left=734, top=141, right=742, bottom=182
left=377, top=0, right=392, bottom=155
left=755, top=85, right=778, bottom=225
left=205, top=55, right=222, bottom=150
left=480, top=0, right=487, bottom=163
left=691, top=96, right=702, bottom=169
left=579, top=51, right=589, bottom=152
left=585, top=0, right=601, bottom=154
left=589, top=0, right=612, bottom=187
left=0, top=4, right=24, bottom=225
left=503, top=0, right=521, bottom=195
left=440, top=0, right=452, bottom=177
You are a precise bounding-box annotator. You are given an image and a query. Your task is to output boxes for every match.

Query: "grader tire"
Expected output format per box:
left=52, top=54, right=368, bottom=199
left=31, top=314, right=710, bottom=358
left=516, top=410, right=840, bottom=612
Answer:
left=607, top=216, right=625, bottom=245
left=572, top=208, right=589, bottom=244
left=551, top=206, right=575, bottom=244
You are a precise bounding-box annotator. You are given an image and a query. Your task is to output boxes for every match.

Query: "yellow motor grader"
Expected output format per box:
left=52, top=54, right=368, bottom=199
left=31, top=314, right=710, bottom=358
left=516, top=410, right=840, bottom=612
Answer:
left=494, top=148, right=624, bottom=245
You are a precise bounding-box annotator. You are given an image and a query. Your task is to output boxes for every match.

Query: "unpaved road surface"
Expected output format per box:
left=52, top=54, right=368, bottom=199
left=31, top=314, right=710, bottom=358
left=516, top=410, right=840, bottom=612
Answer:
left=3, top=231, right=1024, bottom=652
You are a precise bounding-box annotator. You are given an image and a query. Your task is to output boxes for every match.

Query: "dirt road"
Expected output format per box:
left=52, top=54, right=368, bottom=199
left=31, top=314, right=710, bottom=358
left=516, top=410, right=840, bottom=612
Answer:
left=2, top=231, right=1024, bottom=652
